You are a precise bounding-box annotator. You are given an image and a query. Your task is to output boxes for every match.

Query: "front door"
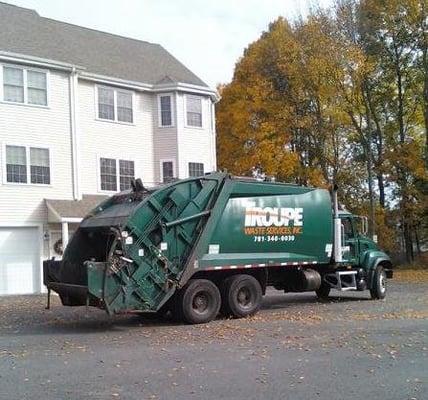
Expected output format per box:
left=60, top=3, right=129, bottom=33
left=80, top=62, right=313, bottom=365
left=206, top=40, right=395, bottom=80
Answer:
left=341, top=217, right=358, bottom=264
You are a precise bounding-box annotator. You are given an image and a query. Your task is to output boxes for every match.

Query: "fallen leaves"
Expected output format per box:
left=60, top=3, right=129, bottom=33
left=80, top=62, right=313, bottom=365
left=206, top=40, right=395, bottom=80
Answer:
left=394, top=269, right=428, bottom=283
left=352, top=310, right=428, bottom=321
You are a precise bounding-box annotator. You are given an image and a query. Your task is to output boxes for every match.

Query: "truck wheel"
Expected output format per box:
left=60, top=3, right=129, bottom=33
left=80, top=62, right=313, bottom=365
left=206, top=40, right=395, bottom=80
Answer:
left=180, top=279, right=221, bottom=324
left=315, top=282, right=331, bottom=300
left=370, top=266, right=387, bottom=300
left=221, top=274, right=262, bottom=318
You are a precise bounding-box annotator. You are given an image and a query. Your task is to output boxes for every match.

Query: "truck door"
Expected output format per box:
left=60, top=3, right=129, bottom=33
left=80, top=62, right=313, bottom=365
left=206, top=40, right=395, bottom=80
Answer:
left=341, top=217, right=358, bottom=264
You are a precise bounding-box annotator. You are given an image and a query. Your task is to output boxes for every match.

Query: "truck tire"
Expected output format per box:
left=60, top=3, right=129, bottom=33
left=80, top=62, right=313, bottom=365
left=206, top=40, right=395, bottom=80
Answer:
left=370, top=266, right=387, bottom=300
left=221, top=274, right=262, bottom=318
left=180, top=279, right=221, bottom=324
left=315, top=282, right=331, bottom=300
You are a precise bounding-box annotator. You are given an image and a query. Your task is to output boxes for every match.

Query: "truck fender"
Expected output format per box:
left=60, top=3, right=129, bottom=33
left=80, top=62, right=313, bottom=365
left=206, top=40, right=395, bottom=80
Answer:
left=362, top=251, right=393, bottom=288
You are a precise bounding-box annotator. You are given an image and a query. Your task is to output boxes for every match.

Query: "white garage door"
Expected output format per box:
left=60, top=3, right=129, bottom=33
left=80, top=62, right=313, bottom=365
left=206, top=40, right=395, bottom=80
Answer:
left=0, top=227, right=40, bottom=295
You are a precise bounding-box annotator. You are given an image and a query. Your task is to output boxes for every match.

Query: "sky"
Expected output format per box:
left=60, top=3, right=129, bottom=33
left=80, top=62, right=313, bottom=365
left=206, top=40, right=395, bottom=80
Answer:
left=4, top=0, right=333, bottom=88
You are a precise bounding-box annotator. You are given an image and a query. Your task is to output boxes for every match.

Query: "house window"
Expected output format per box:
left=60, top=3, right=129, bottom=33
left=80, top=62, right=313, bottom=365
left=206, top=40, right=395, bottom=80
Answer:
left=119, top=160, right=135, bottom=191
left=3, top=67, right=24, bottom=103
left=98, top=87, right=115, bottom=121
left=5, top=145, right=50, bottom=184
left=2, top=66, right=47, bottom=106
left=30, top=147, right=50, bottom=184
left=186, top=96, right=202, bottom=127
left=161, top=161, right=175, bottom=183
left=159, top=95, right=173, bottom=127
left=117, top=91, right=133, bottom=123
left=188, top=162, right=204, bottom=177
left=100, top=158, right=135, bottom=191
left=97, top=86, right=133, bottom=123
left=6, top=145, right=27, bottom=183
left=100, top=157, right=117, bottom=191
left=27, top=71, right=47, bottom=105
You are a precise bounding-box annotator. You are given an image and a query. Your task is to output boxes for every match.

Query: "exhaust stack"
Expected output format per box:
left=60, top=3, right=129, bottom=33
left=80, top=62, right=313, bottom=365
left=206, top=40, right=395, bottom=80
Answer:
left=333, top=184, right=342, bottom=263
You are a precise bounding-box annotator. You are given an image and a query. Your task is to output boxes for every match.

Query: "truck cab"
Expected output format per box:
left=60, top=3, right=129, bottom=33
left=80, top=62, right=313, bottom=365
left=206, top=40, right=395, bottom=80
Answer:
left=338, top=210, right=393, bottom=280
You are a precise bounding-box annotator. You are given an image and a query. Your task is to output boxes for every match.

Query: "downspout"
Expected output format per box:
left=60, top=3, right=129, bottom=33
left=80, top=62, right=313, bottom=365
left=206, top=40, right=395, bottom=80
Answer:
left=211, top=100, right=217, bottom=171
left=333, top=184, right=342, bottom=263
left=175, top=91, right=180, bottom=179
left=69, top=67, right=81, bottom=200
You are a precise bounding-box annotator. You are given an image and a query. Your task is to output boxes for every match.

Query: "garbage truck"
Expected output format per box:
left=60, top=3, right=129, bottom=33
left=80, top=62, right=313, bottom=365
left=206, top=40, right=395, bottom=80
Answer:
left=44, top=172, right=393, bottom=324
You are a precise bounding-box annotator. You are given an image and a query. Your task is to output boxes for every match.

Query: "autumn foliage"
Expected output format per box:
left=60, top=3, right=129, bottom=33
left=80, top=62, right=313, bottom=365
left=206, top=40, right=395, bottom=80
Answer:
left=216, top=0, right=427, bottom=262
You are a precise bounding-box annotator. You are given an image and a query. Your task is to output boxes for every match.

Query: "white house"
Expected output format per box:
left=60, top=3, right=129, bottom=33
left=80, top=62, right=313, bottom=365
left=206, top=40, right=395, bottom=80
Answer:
left=0, top=3, right=218, bottom=295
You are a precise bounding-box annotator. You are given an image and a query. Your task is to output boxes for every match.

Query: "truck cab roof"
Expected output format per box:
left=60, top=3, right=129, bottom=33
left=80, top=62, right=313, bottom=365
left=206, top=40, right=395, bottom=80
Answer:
left=338, top=210, right=353, bottom=217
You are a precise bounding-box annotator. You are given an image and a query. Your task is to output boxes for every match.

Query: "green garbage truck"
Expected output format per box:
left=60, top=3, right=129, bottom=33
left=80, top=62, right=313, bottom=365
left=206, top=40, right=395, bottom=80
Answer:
left=44, top=172, right=393, bottom=324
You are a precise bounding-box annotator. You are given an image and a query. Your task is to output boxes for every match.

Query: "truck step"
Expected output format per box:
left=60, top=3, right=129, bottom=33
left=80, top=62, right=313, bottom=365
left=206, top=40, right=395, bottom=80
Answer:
left=324, top=270, right=357, bottom=291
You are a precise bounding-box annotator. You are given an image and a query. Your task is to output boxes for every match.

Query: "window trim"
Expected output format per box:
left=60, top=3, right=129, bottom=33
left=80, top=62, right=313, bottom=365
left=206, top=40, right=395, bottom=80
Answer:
left=184, top=94, right=203, bottom=129
left=97, top=155, right=136, bottom=193
left=0, top=63, right=50, bottom=108
left=1, top=143, right=52, bottom=186
left=188, top=161, right=205, bottom=178
left=159, top=158, right=176, bottom=183
left=157, top=93, right=175, bottom=128
left=95, top=85, right=135, bottom=125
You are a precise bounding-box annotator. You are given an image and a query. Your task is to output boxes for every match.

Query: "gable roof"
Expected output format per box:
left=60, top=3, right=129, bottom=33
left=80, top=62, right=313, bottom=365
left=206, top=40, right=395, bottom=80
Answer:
left=46, top=195, right=108, bottom=221
left=0, top=2, right=208, bottom=87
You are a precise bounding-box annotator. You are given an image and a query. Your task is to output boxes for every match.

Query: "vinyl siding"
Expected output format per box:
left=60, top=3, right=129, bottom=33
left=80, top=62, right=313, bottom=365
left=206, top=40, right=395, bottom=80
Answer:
left=176, top=92, right=216, bottom=178
left=0, top=69, right=73, bottom=224
left=0, top=74, right=217, bottom=225
left=77, top=80, right=155, bottom=192
left=152, top=93, right=179, bottom=183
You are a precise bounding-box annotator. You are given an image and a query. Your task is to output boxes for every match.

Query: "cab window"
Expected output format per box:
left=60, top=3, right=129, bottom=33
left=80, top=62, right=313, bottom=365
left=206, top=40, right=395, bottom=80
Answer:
left=342, top=218, right=354, bottom=240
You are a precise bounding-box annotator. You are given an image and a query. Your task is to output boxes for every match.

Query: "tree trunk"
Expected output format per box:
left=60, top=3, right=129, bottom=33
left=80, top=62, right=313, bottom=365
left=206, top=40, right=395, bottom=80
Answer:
left=377, top=174, right=385, bottom=208
left=393, top=42, right=406, bottom=144
left=403, top=222, right=414, bottom=264
left=362, top=91, right=376, bottom=236
left=414, top=227, right=421, bottom=256
left=420, top=1, right=428, bottom=167
left=367, top=154, right=375, bottom=237
left=364, top=82, right=385, bottom=208
left=423, top=46, right=428, bottom=167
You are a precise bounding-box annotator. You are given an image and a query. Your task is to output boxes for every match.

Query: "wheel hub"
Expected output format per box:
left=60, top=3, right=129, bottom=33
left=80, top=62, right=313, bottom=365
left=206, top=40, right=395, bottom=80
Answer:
left=192, top=292, right=209, bottom=314
left=237, top=287, right=252, bottom=308
left=380, top=272, right=386, bottom=293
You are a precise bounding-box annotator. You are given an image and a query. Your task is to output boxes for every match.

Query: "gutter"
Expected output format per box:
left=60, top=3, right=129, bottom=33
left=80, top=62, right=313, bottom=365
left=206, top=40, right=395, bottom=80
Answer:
left=79, top=72, right=220, bottom=102
left=0, top=51, right=85, bottom=72
left=0, top=51, right=219, bottom=101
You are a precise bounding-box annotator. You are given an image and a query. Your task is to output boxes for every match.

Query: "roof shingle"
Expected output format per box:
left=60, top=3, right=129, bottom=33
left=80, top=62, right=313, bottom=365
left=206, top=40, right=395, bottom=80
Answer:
left=46, top=195, right=108, bottom=220
left=0, top=2, right=208, bottom=87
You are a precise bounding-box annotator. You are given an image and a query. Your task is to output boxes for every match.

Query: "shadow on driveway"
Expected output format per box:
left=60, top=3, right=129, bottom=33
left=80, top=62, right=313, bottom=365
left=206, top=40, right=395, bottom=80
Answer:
left=0, top=290, right=371, bottom=337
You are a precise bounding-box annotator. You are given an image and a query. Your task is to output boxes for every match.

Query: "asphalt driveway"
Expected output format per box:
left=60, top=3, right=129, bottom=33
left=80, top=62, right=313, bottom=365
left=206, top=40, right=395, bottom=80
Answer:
left=0, top=280, right=427, bottom=400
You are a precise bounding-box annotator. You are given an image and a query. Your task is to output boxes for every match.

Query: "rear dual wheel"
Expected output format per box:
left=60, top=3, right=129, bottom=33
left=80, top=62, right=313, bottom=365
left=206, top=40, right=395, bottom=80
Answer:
left=179, top=279, right=221, bottom=324
left=174, top=275, right=263, bottom=324
left=220, top=274, right=262, bottom=318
